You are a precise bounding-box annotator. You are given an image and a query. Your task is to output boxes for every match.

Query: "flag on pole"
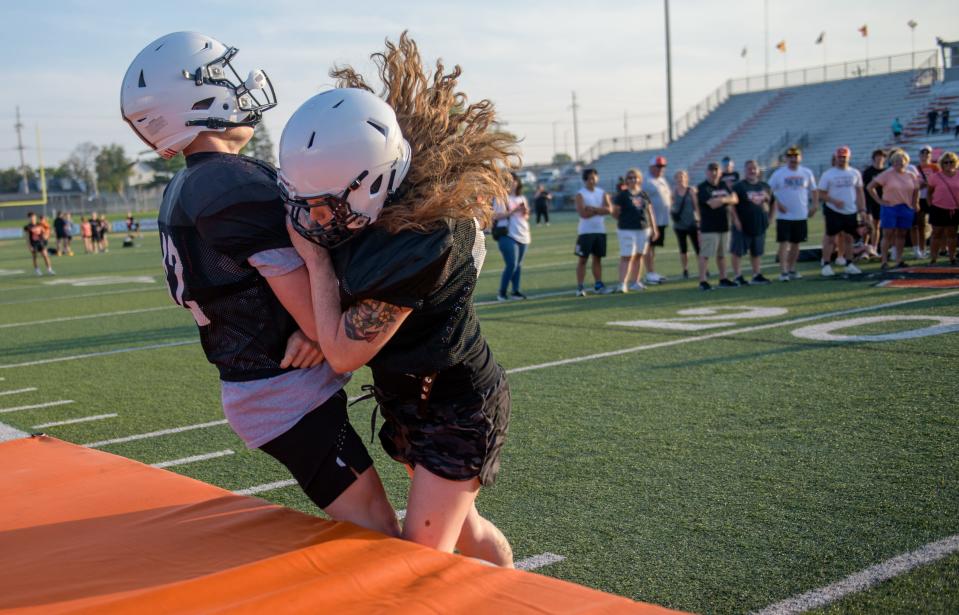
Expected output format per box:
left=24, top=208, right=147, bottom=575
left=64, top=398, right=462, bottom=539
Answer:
left=776, top=40, right=786, bottom=53
left=858, top=24, right=869, bottom=37
left=815, top=32, right=825, bottom=45
left=740, top=46, right=747, bottom=58
left=907, top=19, right=918, bottom=30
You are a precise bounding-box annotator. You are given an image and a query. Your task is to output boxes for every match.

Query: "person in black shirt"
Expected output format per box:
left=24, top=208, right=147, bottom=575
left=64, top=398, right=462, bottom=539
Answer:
left=927, top=109, right=938, bottom=134
left=611, top=168, right=658, bottom=292
left=721, top=157, right=740, bottom=190
left=862, top=149, right=886, bottom=258
left=695, top=162, right=739, bottom=290
left=730, top=160, right=774, bottom=285
left=533, top=184, right=552, bottom=225
left=283, top=35, right=515, bottom=566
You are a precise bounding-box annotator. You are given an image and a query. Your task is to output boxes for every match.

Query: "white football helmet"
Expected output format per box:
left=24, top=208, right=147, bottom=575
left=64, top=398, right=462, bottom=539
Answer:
left=120, top=31, right=277, bottom=158
left=279, top=88, right=412, bottom=248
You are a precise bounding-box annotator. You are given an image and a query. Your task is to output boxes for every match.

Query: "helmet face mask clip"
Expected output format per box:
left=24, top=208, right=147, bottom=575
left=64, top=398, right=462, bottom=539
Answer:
left=286, top=170, right=382, bottom=249
left=181, top=46, right=276, bottom=128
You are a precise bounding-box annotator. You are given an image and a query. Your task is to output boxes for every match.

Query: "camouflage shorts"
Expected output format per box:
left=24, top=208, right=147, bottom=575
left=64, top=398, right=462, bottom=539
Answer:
left=375, top=368, right=510, bottom=486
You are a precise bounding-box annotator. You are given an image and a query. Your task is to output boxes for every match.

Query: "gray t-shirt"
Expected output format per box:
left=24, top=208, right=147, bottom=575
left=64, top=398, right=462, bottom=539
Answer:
left=221, top=247, right=350, bottom=449
left=643, top=175, right=672, bottom=228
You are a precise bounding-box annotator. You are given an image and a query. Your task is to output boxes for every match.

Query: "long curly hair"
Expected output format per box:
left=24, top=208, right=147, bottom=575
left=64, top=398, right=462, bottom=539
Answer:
left=330, top=32, right=519, bottom=233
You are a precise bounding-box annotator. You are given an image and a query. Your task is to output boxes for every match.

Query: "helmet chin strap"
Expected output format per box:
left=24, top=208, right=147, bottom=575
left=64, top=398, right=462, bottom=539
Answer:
left=185, top=116, right=260, bottom=129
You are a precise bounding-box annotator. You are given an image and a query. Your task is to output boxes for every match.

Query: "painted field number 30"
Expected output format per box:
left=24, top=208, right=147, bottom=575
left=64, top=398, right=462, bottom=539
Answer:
left=609, top=305, right=788, bottom=331
left=791, top=316, right=959, bottom=342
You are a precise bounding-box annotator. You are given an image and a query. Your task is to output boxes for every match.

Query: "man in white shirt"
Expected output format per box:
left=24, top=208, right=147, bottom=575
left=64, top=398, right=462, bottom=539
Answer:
left=574, top=168, right=613, bottom=296
left=769, top=145, right=819, bottom=280
left=818, top=146, right=866, bottom=276
left=642, top=155, right=672, bottom=284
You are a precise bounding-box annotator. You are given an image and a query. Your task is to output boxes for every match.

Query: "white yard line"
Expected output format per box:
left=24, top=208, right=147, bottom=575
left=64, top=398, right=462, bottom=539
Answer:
left=32, top=413, right=117, bottom=429
left=82, top=419, right=228, bottom=448
left=0, top=286, right=166, bottom=306
left=0, top=340, right=198, bottom=369
left=234, top=479, right=297, bottom=496
left=0, top=420, right=27, bottom=442
left=0, top=399, right=74, bottom=414
left=0, top=306, right=173, bottom=329
left=515, top=552, right=566, bottom=571
left=152, top=449, right=234, bottom=469
left=754, top=534, right=959, bottom=615
left=0, top=387, right=37, bottom=396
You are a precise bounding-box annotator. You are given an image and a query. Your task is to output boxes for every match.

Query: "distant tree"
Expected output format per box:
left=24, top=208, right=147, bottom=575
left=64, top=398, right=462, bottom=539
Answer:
left=145, top=153, right=186, bottom=187
left=0, top=168, right=25, bottom=193
left=95, top=144, right=132, bottom=196
left=552, top=153, right=572, bottom=165
left=65, top=142, right=99, bottom=193
left=240, top=123, right=275, bottom=164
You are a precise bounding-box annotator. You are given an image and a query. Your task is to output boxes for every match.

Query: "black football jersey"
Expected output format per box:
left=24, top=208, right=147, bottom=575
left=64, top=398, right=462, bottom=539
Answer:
left=331, top=217, right=497, bottom=398
left=158, top=152, right=298, bottom=382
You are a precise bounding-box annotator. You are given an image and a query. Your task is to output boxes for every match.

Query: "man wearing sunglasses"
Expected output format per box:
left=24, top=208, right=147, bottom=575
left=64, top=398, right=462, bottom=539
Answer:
left=769, top=146, right=819, bottom=281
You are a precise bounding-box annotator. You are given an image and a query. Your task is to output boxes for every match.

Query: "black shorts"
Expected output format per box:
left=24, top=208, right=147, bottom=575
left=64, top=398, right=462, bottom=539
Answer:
left=650, top=225, right=667, bottom=247
left=29, top=240, right=45, bottom=253
left=375, top=367, right=510, bottom=486
left=929, top=205, right=959, bottom=227
left=824, top=208, right=860, bottom=237
left=867, top=201, right=882, bottom=221
left=673, top=227, right=700, bottom=255
left=575, top=233, right=607, bottom=258
left=259, top=390, right=373, bottom=509
left=918, top=198, right=931, bottom=215
left=776, top=219, right=808, bottom=244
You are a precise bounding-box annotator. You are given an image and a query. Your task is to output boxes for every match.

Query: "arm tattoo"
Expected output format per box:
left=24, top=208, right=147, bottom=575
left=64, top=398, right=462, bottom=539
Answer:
left=344, top=300, right=400, bottom=343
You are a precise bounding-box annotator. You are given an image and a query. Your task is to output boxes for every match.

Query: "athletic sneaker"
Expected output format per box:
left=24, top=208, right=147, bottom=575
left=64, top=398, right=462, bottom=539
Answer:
left=894, top=261, right=910, bottom=269
left=835, top=256, right=848, bottom=266
left=509, top=291, right=528, bottom=300
left=751, top=273, right=771, bottom=285
left=844, top=263, right=862, bottom=275
left=778, top=272, right=790, bottom=282
left=496, top=294, right=508, bottom=302
left=46, top=268, right=55, bottom=275
left=644, top=274, right=661, bottom=285
left=889, top=247, right=898, bottom=261
left=821, top=264, right=836, bottom=277
left=788, top=271, right=803, bottom=280
left=718, top=278, right=739, bottom=288
left=594, top=282, right=613, bottom=295
left=733, top=275, right=749, bottom=286
left=575, top=287, right=587, bottom=297
left=34, top=267, right=42, bottom=276
left=914, top=247, right=924, bottom=259
left=612, top=284, right=627, bottom=294
left=628, top=282, right=647, bottom=291
left=699, top=281, right=712, bottom=291
left=682, top=269, right=689, bottom=279
left=652, top=272, right=668, bottom=283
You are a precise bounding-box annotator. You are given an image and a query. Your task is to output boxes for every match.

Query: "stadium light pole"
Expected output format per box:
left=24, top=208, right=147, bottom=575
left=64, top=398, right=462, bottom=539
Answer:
left=664, top=0, right=674, bottom=144
left=764, top=0, right=769, bottom=89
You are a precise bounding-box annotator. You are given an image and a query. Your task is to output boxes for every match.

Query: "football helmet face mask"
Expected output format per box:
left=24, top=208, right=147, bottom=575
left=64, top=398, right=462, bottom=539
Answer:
left=279, top=88, right=411, bottom=249
left=121, top=32, right=277, bottom=158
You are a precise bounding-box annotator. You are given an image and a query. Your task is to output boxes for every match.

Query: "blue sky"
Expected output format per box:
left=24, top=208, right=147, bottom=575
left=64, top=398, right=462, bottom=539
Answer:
left=1, top=0, right=956, bottom=169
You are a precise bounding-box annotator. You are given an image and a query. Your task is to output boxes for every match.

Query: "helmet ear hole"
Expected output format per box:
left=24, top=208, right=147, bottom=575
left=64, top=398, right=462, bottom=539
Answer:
left=192, top=97, right=216, bottom=110
left=369, top=174, right=383, bottom=195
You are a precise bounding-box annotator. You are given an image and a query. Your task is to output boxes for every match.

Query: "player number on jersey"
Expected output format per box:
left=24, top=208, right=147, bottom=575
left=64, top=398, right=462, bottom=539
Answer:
left=160, top=232, right=211, bottom=327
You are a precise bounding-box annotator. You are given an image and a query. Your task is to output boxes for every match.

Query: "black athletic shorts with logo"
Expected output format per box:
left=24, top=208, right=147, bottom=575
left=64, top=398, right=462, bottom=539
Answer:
left=776, top=219, right=808, bottom=244
left=374, top=367, right=510, bottom=487
left=574, top=233, right=607, bottom=258
left=259, top=390, right=373, bottom=509
left=824, top=207, right=860, bottom=237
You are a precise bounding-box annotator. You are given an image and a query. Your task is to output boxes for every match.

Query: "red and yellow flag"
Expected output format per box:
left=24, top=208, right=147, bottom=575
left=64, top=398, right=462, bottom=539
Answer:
left=858, top=24, right=869, bottom=37
left=775, top=40, right=787, bottom=53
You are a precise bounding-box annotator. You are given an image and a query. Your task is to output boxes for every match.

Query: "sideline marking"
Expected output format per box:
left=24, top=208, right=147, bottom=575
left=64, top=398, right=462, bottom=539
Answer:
left=791, top=315, right=959, bottom=343
left=152, top=449, right=234, bottom=469
left=32, top=413, right=117, bottom=429
left=754, top=534, right=959, bottom=615
left=42, top=275, right=156, bottom=287
left=234, top=479, right=296, bottom=496
left=0, top=420, right=27, bottom=442
left=0, top=387, right=37, bottom=396
left=0, top=340, right=198, bottom=369
left=516, top=552, right=566, bottom=571
left=507, top=290, right=959, bottom=375
left=0, top=269, right=25, bottom=277
left=0, top=286, right=166, bottom=307
left=0, top=306, right=173, bottom=329
left=610, top=306, right=791, bottom=331
left=82, top=419, right=228, bottom=448
left=0, top=400, right=74, bottom=414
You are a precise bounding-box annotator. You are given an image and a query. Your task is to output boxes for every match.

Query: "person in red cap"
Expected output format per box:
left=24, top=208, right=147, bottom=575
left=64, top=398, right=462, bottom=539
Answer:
left=642, top=155, right=672, bottom=284
left=818, top=146, right=866, bottom=276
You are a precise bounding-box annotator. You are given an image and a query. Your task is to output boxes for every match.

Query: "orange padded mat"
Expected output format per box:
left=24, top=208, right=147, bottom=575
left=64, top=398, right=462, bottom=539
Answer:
left=0, top=436, right=681, bottom=614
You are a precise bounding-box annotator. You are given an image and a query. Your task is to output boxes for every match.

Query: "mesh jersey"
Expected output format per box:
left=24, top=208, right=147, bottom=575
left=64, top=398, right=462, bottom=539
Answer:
left=158, top=152, right=297, bottom=382
left=331, top=218, right=497, bottom=398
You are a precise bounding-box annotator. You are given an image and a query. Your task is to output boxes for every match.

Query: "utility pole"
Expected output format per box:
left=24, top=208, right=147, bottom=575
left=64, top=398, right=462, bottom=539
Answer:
left=623, top=111, right=629, bottom=149
left=570, top=91, right=581, bottom=163
left=14, top=106, right=28, bottom=194
left=764, top=0, right=770, bottom=89
left=664, top=0, right=674, bottom=144
left=551, top=120, right=559, bottom=162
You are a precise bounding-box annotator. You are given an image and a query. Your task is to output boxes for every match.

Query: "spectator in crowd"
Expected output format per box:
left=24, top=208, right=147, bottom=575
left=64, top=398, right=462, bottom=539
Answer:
left=862, top=149, right=887, bottom=258
left=927, top=108, right=939, bottom=135
left=53, top=212, right=68, bottom=256
left=867, top=149, right=920, bottom=269
left=38, top=215, right=52, bottom=247
left=493, top=173, right=531, bottom=301
left=642, top=155, right=671, bottom=285
left=670, top=169, right=700, bottom=279
left=925, top=151, right=959, bottom=265
left=61, top=212, right=74, bottom=256
left=574, top=168, right=613, bottom=296
left=818, top=146, right=865, bottom=276
left=23, top=212, right=54, bottom=276
left=913, top=145, right=939, bottom=259
left=80, top=216, right=94, bottom=254
left=730, top=160, right=773, bottom=285
left=891, top=117, right=904, bottom=142
left=89, top=212, right=103, bottom=253
left=126, top=212, right=142, bottom=238
left=769, top=145, right=818, bottom=281
left=695, top=162, right=738, bottom=290
left=721, top=157, right=740, bottom=190
left=943, top=108, right=951, bottom=134
left=611, top=168, right=657, bottom=293
left=98, top=215, right=111, bottom=252
left=532, top=184, right=552, bottom=226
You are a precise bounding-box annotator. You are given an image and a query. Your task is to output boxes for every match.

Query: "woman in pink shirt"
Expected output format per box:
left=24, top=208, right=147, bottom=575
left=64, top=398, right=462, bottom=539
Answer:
left=867, top=150, right=919, bottom=269
left=926, top=151, right=959, bottom=265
